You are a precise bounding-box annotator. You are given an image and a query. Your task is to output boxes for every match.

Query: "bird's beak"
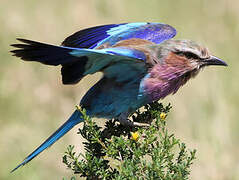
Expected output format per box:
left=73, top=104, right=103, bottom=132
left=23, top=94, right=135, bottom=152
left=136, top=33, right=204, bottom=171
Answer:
left=202, top=56, right=228, bottom=67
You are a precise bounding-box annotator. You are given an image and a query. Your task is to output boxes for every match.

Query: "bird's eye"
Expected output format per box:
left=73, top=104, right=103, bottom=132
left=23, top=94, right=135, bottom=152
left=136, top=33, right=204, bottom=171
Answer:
left=175, top=51, right=200, bottom=59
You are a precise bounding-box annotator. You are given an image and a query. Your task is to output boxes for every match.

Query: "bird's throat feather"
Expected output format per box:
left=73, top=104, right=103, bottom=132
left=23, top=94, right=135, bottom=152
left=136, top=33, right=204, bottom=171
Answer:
left=142, top=52, right=199, bottom=101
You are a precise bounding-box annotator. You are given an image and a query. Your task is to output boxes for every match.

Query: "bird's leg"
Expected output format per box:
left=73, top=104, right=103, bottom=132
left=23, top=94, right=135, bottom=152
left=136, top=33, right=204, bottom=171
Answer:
left=117, top=112, right=150, bottom=127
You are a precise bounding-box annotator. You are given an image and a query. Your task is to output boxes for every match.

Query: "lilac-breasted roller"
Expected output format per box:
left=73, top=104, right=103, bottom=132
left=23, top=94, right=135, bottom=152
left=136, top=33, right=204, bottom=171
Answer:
left=10, top=22, right=227, bottom=172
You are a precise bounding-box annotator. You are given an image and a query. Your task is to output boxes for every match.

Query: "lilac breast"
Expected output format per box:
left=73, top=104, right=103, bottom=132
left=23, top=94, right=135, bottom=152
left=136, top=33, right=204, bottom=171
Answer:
left=140, top=64, right=191, bottom=102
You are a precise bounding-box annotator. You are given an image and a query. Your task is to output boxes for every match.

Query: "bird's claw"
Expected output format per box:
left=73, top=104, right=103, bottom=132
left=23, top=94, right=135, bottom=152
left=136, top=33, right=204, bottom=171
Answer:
left=118, top=118, right=150, bottom=127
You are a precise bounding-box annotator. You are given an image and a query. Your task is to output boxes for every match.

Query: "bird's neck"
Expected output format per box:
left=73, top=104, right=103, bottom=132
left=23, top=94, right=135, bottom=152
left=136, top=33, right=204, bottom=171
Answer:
left=142, top=52, right=200, bottom=101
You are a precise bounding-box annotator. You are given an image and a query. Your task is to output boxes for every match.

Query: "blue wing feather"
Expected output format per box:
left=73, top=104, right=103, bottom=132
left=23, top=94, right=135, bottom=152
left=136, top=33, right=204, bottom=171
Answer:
left=61, top=22, right=177, bottom=49
left=98, top=23, right=176, bottom=47
left=69, top=47, right=146, bottom=76
left=61, top=23, right=126, bottom=48
left=95, top=47, right=146, bottom=61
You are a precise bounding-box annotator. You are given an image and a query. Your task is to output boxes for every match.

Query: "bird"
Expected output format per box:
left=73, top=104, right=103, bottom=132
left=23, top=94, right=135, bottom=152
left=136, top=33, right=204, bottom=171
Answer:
left=10, top=22, right=227, bottom=172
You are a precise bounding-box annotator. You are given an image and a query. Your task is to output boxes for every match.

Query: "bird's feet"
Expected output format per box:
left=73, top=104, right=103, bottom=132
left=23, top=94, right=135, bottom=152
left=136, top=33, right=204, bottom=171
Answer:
left=118, top=118, right=150, bottom=127
left=117, top=113, right=150, bottom=127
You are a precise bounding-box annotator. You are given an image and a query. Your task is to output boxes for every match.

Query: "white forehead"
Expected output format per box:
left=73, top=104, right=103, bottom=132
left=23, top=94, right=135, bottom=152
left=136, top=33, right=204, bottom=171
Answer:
left=166, top=39, right=210, bottom=58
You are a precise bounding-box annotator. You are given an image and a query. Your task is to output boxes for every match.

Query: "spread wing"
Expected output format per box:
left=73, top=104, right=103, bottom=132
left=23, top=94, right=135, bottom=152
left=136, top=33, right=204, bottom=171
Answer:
left=11, top=39, right=147, bottom=84
left=60, top=22, right=176, bottom=84
left=11, top=22, right=176, bottom=84
left=61, top=22, right=177, bottom=49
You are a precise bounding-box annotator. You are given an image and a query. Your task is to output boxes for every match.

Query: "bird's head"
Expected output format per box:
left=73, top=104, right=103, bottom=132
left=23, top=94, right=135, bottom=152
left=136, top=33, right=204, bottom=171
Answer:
left=157, top=39, right=227, bottom=70
left=142, top=39, right=228, bottom=100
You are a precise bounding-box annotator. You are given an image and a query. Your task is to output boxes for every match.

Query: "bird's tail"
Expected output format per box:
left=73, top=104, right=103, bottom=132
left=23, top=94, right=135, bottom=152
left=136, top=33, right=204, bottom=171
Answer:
left=11, top=110, right=83, bottom=173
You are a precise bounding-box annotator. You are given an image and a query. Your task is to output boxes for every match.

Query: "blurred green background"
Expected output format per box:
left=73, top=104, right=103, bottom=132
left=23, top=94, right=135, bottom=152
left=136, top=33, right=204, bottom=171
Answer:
left=0, top=0, right=238, bottom=179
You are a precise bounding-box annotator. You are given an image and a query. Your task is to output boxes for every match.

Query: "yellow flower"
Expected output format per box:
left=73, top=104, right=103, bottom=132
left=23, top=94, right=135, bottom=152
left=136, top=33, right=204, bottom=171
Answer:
left=160, top=112, right=167, bottom=120
left=131, top=131, right=140, bottom=141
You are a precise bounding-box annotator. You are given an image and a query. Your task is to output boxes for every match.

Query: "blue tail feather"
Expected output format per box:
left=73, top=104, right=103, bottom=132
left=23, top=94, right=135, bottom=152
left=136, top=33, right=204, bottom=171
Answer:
left=11, top=110, right=83, bottom=173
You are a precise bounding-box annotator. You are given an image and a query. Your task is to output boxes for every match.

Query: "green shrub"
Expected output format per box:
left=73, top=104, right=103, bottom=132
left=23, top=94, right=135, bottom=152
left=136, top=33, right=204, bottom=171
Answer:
left=63, top=102, right=196, bottom=180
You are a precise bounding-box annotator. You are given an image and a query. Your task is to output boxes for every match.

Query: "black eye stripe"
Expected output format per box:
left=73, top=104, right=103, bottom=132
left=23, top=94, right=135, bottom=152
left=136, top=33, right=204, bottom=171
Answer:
left=175, top=51, right=201, bottom=59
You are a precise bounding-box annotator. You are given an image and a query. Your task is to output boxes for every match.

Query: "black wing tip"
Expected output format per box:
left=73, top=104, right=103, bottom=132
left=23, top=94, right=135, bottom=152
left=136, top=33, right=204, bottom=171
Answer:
left=10, top=38, right=31, bottom=54
left=16, top=38, right=33, bottom=44
left=9, top=50, right=18, bottom=56
left=10, top=48, right=25, bottom=57
left=16, top=38, right=25, bottom=41
left=12, top=38, right=43, bottom=47
left=10, top=44, right=25, bottom=48
left=10, top=38, right=40, bottom=58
